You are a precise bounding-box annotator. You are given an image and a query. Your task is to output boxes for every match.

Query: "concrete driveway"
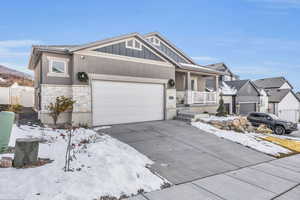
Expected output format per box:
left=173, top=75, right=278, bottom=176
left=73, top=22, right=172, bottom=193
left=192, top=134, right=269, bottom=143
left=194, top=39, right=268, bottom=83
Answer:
left=103, top=120, right=274, bottom=184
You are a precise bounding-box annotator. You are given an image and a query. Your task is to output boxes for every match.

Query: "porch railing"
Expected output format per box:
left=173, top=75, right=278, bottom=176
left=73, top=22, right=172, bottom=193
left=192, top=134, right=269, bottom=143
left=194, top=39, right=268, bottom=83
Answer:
left=192, top=91, right=217, bottom=104
left=176, top=91, right=218, bottom=104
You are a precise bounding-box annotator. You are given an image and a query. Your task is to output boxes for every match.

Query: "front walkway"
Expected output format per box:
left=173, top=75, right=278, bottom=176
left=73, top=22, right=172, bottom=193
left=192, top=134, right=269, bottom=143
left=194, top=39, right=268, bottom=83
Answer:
left=130, top=154, right=300, bottom=200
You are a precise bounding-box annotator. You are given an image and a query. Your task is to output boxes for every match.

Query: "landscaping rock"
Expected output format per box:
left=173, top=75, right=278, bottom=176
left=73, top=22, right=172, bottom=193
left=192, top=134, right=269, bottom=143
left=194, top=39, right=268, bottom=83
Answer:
left=0, top=157, right=13, bottom=168
left=256, top=124, right=273, bottom=134
left=13, top=138, right=40, bottom=168
left=205, top=116, right=273, bottom=134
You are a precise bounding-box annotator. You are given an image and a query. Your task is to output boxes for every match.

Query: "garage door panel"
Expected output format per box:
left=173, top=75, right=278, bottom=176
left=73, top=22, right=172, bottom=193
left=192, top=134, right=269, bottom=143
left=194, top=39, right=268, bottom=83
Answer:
left=240, top=103, right=256, bottom=115
left=92, top=80, right=164, bottom=126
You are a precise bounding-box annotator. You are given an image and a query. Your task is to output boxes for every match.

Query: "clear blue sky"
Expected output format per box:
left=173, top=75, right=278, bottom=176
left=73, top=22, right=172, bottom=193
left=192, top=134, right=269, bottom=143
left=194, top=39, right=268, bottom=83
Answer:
left=1, top=0, right=300, bottom=90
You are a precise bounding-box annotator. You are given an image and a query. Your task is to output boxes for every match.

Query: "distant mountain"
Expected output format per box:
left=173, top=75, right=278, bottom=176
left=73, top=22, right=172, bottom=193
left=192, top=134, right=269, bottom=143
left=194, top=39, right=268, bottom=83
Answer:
left=0, top=65, right=32, bottom=79
left=0, top=65, right=33, bottom=87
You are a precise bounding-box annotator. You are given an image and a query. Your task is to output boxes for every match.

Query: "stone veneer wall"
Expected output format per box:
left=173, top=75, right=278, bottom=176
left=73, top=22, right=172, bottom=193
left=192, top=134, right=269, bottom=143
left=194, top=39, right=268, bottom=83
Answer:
left=71, top=86, right=92, bottom=126
left=40, top=85, right=73, bottom=124
left=40, top=84, right=92, bottom=126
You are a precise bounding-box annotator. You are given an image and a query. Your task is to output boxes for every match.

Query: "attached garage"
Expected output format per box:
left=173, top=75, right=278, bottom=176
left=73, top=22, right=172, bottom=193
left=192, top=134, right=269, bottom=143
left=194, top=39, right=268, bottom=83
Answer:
left=92, top=80, right=165, bottom=126
left=239, top=102, right=256, bottom=115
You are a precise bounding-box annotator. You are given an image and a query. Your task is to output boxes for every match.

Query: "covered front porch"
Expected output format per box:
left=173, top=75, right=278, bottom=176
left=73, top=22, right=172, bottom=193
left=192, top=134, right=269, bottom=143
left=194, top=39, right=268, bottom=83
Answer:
left=175, top=66, right=220, bottom=106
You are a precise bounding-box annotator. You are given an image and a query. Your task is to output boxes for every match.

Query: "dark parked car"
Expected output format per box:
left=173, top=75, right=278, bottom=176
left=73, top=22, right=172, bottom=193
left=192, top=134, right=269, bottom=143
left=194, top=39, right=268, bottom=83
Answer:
left=247, top=112, right=298, bottom=135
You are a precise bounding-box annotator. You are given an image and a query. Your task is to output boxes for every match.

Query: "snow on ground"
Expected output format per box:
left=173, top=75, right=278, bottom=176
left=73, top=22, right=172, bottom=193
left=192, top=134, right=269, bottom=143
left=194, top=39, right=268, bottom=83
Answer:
left=0, top=125, right=167, bottom=200
left=199, top=115, right=239, bottom=122
left=192, top=122, right=292, bottom=156
left=93, top=126, right=112, bottom=131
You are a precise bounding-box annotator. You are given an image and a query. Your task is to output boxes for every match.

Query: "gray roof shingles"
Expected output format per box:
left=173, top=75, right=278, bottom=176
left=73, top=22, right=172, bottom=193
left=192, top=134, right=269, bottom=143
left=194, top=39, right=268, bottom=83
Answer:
left=254, top=77, right=290, bottom=89
left=267, top=89, right=290, bottom=103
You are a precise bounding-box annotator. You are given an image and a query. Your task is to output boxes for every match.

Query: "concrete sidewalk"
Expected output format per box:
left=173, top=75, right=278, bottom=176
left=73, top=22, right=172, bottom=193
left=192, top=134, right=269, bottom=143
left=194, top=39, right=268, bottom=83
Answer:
left=130, top=154, right=300, bottom=200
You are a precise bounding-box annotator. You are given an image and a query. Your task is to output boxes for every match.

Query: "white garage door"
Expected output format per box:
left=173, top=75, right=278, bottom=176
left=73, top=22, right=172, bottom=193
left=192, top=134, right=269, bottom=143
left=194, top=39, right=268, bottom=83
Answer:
left=92, top=80, right=164, bottom=126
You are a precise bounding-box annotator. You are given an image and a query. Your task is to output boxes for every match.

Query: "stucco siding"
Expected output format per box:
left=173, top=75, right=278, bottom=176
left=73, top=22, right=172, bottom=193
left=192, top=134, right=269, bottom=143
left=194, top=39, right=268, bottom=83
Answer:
left=34, top=59, right=41, bottom=88
left=41, top=52, right=73, bottom=85
left=73, top=53, right=175, bottom=85
left=175, top=71, right=185, bottom=91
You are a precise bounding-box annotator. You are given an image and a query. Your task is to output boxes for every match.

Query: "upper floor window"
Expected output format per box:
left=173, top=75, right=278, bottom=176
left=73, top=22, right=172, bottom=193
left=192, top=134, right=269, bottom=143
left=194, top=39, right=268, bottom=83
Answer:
left=47, top=57, right=69, bottom=77
left=126, top=39, right=142, bottom=51
left=148, top=37, right=160, bottom=46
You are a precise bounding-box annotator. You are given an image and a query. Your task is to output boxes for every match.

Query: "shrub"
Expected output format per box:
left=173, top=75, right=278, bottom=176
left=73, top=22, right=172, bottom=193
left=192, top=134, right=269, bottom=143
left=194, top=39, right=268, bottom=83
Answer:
left=7, top=104, right=23, bottom=113
left=47, top=96, right=75, bottom=125
left=216, top=96, right=227, bottom=117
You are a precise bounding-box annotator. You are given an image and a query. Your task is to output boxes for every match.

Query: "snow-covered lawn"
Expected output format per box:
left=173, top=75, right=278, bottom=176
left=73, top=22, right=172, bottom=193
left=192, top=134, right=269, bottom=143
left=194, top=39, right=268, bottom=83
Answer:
left=199, top=115, right=239, bottom=122
left=0, top=125, right=168, bottom=200
left=192, top=121, right=292, bottom=157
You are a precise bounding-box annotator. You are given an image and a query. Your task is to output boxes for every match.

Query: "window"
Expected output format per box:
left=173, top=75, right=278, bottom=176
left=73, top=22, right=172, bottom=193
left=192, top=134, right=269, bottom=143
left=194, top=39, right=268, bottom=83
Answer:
left=47, top=57, right=69, bottom=77
left=147, top=37, right=160, bottom=46
left=154, top=38, right=160, bottom=46
left=126, top=39, right=142, bottom=50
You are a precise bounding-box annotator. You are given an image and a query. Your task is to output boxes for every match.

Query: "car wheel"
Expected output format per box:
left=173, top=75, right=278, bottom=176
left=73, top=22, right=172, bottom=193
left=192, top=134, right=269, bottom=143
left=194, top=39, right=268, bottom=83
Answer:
left=274, top=126, right=285, bottom=135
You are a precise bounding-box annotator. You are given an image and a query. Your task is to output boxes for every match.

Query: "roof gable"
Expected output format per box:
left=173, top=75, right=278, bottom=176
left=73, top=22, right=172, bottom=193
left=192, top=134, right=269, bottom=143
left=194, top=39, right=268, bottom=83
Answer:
left=144, top=32, right=196, bottom=65
left=91, top=38, right=164, bottom=62
left=267, top=89, right=292, bottom=103
left=29, top=33, right=178, bottom=69
left=206, top=63, right=233, bottom=75
left=225, top=80, right=260, bottom=95
left=254, top=77, right=293, bottom=89
left=224, top=80, right=248, bottom=91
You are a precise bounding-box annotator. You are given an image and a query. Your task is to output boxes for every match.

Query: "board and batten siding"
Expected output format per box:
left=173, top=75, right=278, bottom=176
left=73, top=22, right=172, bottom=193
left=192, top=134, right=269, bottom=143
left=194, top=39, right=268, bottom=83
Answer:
left=93, top=41, right=163, bottom=61
left=278, top=91, right=300, bottom=122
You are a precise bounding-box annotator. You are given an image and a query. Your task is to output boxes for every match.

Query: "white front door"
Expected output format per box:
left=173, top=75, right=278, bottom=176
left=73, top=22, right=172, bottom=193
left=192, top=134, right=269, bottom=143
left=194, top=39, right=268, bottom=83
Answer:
left=92, top=80, right=164, bottom=126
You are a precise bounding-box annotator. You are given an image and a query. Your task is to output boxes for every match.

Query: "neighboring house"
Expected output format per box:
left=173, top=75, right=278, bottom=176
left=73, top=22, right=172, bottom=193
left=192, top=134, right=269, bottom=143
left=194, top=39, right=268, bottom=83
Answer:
left=28, top=32, right=223, bottom=126
left=205, top=63, right=239, bottom=91
left=254, top=77, right=300, bottom=122
left=221, top=80, right=261, bottom=115
left=0, top=82, right=34, bottom=107
left=206, top=63, right=239, bottom=82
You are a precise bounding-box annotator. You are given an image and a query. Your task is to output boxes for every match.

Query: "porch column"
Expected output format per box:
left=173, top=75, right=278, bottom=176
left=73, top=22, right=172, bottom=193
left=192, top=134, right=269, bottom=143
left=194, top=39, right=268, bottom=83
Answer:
left=215, top=75, right=219, bottom=104
left=185, top=72, right=193, bottom=104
